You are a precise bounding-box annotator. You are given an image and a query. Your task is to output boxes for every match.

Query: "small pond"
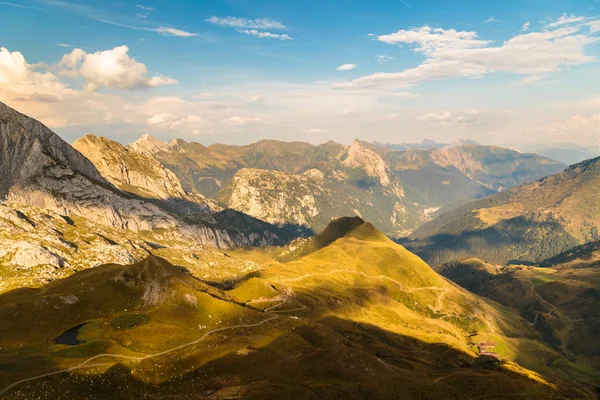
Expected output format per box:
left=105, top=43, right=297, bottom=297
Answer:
left=54, top=323, right=86, bottom=345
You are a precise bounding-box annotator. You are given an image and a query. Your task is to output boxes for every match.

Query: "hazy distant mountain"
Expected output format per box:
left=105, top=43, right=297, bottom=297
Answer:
left=106, top=135, right=565, bottom=236
left=407, top=156, right=600, bottom=266
left=538, top=148, right=598, bottom=165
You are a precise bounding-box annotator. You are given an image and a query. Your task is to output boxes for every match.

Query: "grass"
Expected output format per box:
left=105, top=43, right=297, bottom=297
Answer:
left=110, top=314, right=151, bottom=330
left=0, top=222, right=597, bottom=399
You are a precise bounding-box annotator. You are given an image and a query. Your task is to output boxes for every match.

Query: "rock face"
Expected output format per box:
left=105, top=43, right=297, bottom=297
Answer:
left=73, top=135, right=209, bottom=215
left=429, top=143, right=564, bottom=191
left=0, top=101, right=287, bottom=250
left=222, top=168, right=323, bottom=228
left=0, top=101, right=106, bottom=199
left=10, top=241, right=64, bottom=269
left=341, top=139, right=393, bottom=187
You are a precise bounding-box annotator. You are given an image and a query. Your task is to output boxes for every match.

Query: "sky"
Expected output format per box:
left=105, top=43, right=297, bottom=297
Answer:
left=0, top=0, right=599, bottom=150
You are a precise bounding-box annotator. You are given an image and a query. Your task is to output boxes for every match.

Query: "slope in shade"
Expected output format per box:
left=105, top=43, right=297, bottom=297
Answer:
left=406, top=156, right=600, bottom=266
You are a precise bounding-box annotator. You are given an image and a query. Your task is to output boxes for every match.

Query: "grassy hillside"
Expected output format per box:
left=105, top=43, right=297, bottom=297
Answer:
left=406, top=157, right=600, bottom=266
left=0, top=220, right=596, bottom=399
left=439, top=254, right=600, bottom=385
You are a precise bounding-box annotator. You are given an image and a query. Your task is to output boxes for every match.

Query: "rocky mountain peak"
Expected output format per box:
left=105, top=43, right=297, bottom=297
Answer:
left=0, top=101, right=107, bottom=199
left=341, top=139, right=392, bottom=187
left=127, top=134, right=171, bottom=156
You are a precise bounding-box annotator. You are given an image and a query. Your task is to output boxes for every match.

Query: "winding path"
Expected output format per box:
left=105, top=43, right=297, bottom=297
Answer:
left=1, top=269, right=449, bottom=396
left=0, top=315, right=279, bottom=396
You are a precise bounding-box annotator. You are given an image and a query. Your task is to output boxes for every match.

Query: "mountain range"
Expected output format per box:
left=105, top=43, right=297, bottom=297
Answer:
left=1, top=100, right=599, bottom=399
left=70, top=131, right=565, bottom=237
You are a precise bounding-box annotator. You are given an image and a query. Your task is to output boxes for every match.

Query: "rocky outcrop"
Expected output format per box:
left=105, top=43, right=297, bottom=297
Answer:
left=340, top=140, right=393, bottom=187
left=10, top=241, right=64, bottom=269
left=126, top=134, right=171, bottom=157
left=222, top=168, right=323, bottom=228
left=0, top=101, right=107, bottom=199
left=73, top=135, right=209, bottom=215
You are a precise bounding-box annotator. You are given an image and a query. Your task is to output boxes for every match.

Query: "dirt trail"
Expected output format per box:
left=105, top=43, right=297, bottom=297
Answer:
left=0, top=315, right=279, bottom=396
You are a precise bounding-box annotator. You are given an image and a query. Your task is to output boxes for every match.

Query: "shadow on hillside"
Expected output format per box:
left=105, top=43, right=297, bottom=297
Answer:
left=397, top=217, right=580, bottom=267
left=110, top=184, right=311, bottom=246
left=2, top=314, right=594, bottom=400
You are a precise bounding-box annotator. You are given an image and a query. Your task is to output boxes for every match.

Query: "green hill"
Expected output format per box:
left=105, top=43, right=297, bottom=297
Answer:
left=0, top=220, right=595, bottom=399
left=406, top=157, right=600, bottom=266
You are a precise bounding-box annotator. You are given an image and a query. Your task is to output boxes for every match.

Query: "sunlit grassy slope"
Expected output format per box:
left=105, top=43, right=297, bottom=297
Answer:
left=0, top=219, right=596, bottom=399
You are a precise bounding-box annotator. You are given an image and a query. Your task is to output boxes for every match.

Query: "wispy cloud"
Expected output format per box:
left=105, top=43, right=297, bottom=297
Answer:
left=337, top=64, right=356, bottom=71
left=239, top=29, right=292, bottom=40
left=377, top=55, right=393, bottom=63
left=303, top=128, right=329, bottom=133
left=96, top=19, right=198, bottom=37
left=397, top=0, right=411, bottom=8
left=206, top=16, right=286, bottom=29
left=546, top=13, right=588, bottom=28
left=155, top=27, right=198, bottom=37
left=484, top=16, right=499, bottom=23
left=57, top=43, right=73, bottom=47
left=136, top=4, right=154, bottom=11
left=0, top=1, right=36, bottom=9
left=521, top=21, right=530, bottom=31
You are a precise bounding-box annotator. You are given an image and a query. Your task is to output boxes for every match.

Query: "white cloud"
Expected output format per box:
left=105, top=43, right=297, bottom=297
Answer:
left=206, top=16, right=286, bottom=29
left=417, top=110, right=481, bottom=126
left=223, top=116, right=262, bottom=125
left=303, top=128, right=329, bottom=133
left=417, top=111, right=452, bottom=122
left=251, top=94, right=265, bottom=102
left=147, top=113, right=204, bottom=128
left=377, top=26, right=491, bottom=53
left=546, top=14, right=588, bottom=28
left=239, top=30, right=292, bottom=40
left=377, top=55, right=393, bottom=63
left=0, top=47, right=75, bottom=101
left=521, top=21, right=530, bottom=31
left=388, top=91, right=420, bottom=98
left=59, top=46, right=178, bottom=91
left=485, top=17, right=499, bottom=23
left=589, top=20, right=600, bottom=33
left=136, top=4, right=154, bottom=11
left=337, top=23, right=599, bottom=90
left=155, top=27, right=198, bottom=37
left=136, top=13, right=148, bottom=18
left=337, top=64, right=356, bottom=71
left=57, top=43, right=73, bottom=48
left=95, top=19, right=198, bottom=38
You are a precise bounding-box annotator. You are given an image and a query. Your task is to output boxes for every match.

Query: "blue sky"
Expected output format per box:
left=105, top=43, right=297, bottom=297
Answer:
left=1, top=0, right=599, bottom=150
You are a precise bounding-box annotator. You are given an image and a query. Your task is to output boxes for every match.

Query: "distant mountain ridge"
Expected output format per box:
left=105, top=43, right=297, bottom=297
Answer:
left=102, top=134, right=565, bottom=236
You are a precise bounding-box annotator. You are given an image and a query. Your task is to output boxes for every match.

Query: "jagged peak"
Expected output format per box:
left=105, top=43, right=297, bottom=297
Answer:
left=340, top=139, right=392, bottom=186
left=0, top=101, right=107, bottom=197
left=126, top=134, right=171, bottom=156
